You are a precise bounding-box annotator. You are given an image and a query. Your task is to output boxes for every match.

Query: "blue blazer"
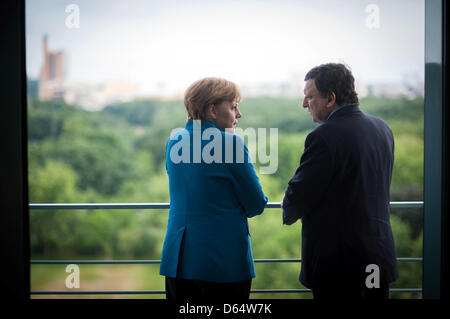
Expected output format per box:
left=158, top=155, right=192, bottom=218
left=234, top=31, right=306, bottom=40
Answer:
left=160, top=120, right=268, bottom=283
left=283, top=105, right=398, bottom=289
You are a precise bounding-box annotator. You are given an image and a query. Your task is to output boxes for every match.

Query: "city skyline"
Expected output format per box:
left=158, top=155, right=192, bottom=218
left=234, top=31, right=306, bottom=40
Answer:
left=26, top=0, right=425, bottom=106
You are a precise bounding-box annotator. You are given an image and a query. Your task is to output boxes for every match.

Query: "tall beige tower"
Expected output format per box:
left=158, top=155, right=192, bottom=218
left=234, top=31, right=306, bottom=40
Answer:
left=38, top=35, right=66, bottom=100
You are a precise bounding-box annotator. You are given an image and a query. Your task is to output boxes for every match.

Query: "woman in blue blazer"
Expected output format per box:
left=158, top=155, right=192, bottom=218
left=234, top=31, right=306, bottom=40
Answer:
left=160, top=77, right=268, bottom=301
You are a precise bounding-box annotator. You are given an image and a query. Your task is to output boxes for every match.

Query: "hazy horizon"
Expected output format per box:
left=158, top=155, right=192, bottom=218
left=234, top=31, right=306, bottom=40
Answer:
left=26, top=0, right=425, bottom=98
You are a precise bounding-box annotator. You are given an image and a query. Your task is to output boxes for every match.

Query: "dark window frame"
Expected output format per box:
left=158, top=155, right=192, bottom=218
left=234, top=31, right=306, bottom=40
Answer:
left=0, top=0, right=448, bottom=300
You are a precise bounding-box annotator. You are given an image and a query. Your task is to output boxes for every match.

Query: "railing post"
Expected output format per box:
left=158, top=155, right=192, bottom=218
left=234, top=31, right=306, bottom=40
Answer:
left=423, top=0, right=444, bottom=300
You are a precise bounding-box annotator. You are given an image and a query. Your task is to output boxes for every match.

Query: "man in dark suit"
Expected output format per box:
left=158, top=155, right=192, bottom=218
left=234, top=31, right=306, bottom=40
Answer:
left=282, top=63, right=398, bottom=299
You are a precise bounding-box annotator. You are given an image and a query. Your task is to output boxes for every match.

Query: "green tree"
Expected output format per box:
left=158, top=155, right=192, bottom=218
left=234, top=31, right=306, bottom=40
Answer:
left=29, top=160, right=81, bottom=257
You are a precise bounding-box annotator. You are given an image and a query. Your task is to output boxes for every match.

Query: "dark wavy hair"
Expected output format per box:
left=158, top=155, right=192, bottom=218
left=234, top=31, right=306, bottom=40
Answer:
left=304, top=63, right=359, bottom=106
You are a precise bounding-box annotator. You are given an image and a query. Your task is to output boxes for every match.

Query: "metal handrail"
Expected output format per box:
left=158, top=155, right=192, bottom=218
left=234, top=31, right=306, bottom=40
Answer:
left=29, top=201, right=424, bottom=210
left=30, top=257, right=423, bottom=264
left=30, top=288, right=423, bottom=295
left=29, top=201, right=424, bottom=296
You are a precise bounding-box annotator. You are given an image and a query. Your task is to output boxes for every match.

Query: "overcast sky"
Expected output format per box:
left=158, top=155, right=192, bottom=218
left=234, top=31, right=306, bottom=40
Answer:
left=26, top=0, right=425, bottom=95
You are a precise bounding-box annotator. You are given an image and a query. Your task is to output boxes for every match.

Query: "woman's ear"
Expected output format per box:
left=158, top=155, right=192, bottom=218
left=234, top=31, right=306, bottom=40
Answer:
left=208, top=104, right=216, bottom=120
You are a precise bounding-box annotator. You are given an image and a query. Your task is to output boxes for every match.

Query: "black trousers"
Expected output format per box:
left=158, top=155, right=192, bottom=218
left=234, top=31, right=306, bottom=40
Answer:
left=165, top=276, right=252, bottom=302
left=312, top=281, right=390, bottom=300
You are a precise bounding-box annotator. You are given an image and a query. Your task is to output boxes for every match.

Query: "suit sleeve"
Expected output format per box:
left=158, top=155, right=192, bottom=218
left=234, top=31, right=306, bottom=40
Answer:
left=282, top=131, right=333, bottom=225
left=229, top=135, right=268, bottom=218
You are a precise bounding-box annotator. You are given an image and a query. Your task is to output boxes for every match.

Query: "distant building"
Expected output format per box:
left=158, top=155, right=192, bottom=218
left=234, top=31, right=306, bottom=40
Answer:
left=241, top=81, right=303, bottom=98
left=64, top=81, right=140, bottom=111
left=365, top=80, right=424, bottom=99
left=38, top=35, right=66, bottom=100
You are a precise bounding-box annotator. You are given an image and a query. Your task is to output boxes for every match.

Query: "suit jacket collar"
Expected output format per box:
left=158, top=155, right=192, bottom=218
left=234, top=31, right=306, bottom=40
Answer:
left=326, top=104, right=361, bottom=122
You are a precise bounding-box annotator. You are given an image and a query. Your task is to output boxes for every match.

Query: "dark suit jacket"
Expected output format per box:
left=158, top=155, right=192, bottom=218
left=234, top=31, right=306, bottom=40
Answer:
left=282, top=105, right=398, bottom=289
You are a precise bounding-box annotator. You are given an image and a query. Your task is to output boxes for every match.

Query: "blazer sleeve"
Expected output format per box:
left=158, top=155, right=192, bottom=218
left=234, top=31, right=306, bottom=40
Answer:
left=229, top=135, right=268, bottom=218
left=282, top=131, right=334, bottom=225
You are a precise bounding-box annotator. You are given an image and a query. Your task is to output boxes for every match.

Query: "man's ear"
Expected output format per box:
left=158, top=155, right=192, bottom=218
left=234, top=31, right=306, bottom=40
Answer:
left=327, top=92, right=337, bottom=108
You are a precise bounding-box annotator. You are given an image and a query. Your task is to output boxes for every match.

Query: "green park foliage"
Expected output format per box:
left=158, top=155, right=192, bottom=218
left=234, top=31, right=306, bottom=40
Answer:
left=28, top=95, right=423, bottom=298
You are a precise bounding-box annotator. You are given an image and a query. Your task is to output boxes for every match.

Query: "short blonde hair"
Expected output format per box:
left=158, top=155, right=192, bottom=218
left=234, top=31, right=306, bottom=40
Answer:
left=184, top=77, right=243, bottom=120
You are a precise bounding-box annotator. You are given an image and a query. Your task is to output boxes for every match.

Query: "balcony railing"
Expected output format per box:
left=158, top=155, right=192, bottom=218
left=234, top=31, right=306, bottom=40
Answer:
left=29, top=201, right=424, bottom=296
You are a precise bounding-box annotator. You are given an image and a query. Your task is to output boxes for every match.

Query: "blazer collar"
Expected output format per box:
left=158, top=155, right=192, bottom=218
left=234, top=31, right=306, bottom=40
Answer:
left=326, top=104, right=361, bottom=121
left=185, top=119, right=220, bottom=131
